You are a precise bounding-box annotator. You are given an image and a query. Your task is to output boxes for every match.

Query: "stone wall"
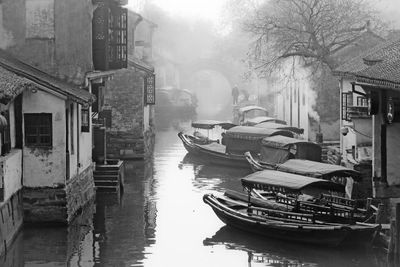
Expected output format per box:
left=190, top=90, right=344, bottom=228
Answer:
left=0, top=190, right=23, bottom=257
left=23, top=164, right=95, bottom=224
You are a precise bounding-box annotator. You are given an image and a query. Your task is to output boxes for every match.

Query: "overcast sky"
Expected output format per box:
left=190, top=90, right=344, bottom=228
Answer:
left=128, top=0, right=400, bottom=29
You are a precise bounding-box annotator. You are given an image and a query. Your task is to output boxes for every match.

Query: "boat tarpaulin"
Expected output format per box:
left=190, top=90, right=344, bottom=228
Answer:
left=255, top=122, right=304, bottom=135
left=241, top=169, right=344, bottom=193
left=277, top=159, right=361, bottom=180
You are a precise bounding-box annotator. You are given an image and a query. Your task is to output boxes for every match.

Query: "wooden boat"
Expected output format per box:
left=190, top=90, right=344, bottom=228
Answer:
left=178, top=126, right=295, bottom=168
left=233, top=105, right=269, bottom=125
left=203, top=193, right=380, bottom=247
left=189, top=120, right=237, bottom=145
left=239, top=170, right=370, bottom=223
left=245, top=135, right=322, bottom=172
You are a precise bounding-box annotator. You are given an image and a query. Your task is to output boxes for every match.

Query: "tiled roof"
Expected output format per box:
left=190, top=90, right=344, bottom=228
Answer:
left=0, top=49, right=94, bottom=105
left=0, top=66, right=35, bottom=104
left=334, top=37, right=400, bottom=89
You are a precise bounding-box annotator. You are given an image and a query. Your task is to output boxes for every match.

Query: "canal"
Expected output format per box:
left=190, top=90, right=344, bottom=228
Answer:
left=1, top=124, right=388, bottom=266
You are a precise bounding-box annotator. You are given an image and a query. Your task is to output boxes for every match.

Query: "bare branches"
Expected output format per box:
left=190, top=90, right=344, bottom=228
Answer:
left=241, top=0, right=383, bottom=72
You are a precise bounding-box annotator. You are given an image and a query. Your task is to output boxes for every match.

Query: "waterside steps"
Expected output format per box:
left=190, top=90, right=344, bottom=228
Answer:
left=93, top=159, right=125, bottom=193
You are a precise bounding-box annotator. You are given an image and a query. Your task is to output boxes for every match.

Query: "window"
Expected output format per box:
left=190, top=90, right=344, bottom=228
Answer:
left=144, top=74, right=156, bottom=105
left=70, top=104, right=74, bottom=154
left=357, top=96, right=368, bottom=107
left=81, top=108, right=90, bottom=132
left=24, top=113, right=52, bottom=147
left=92, top=4, right=128, bottom=70
left=341, top=92, right=353, bottom=121
left=91, top=83, right=104, bottom=113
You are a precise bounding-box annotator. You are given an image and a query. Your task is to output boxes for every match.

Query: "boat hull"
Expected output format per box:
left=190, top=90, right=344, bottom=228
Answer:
left=203, top=194, right=379, bottom=247
left=178, top=132, right=250, bottom=169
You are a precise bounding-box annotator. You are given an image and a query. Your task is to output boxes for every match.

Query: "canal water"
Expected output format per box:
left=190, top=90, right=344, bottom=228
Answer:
left=0, top=123, right=389, bottom=267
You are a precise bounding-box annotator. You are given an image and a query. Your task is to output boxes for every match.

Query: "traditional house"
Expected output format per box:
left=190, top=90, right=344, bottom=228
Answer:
left=102, top=10, right=156, bottom=159
left=0, top=0, right=129, bottom=227
left=273, top=31, right=384, bottom=143
left=335, top=37, right=400, bottom=214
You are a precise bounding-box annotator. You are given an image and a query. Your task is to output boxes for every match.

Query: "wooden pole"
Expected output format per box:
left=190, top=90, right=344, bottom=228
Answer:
left=396, top=203, right=400, bottom=261
left=376, top=203, right=385, bottom=224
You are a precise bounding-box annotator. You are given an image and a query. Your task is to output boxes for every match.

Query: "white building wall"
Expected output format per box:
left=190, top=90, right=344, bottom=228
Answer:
left=22, top=89, right=66, bottom=187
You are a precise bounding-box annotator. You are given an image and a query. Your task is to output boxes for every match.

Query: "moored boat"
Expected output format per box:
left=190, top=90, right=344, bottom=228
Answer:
left=203, top=193, right=380, bottom=247
left=245, top=135, right=322, bottom=172
left=178, top=126, right=295, bottom=168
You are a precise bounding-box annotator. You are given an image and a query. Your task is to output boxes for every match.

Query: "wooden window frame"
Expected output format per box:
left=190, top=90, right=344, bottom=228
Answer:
left=144, top=74, right=156, bottom=105
left=81, top=108, right=90, bottom=132
left=341, top=92, right=353, bottom=121
left=24, top=113, right=52, bottom=147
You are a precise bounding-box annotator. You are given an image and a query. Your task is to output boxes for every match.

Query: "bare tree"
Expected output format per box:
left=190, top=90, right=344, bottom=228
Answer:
left=243, top=0, right=382, bottom=71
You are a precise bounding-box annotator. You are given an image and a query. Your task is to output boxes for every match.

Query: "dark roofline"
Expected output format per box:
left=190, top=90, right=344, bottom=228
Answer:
left=0, top=49, right=94, bottom=105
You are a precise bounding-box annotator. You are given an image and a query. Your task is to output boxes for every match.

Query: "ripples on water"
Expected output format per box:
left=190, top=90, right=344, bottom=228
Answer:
left=0, top=123, right=390, bottom=267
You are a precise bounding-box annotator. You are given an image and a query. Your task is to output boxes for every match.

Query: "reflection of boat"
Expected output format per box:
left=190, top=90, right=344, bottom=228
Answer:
left=203, top=170, right=380, bottom=246
left=245, top=135, right=322, bottom=172
left=178, top=126, right=294, bottom=169
left=203, top=225, right=385, bottom=267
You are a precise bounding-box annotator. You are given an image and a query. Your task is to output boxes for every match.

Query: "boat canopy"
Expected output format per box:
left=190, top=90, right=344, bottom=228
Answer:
left=259, top=136, right=322, bottom=164
left=277, top=159, right=361, bottom=181
left=244, top=116, right=287, bottom=126
left=224, top=126, right=294, bottom=154
left=241, top=169, right=344, bottom=194
left=191, top=120, right=236, bottom=130
left=238, top=105, right=268, bottom=114
left=255, top=122, right=304, bottom=135
left=225, top=126, right=294, bottom=139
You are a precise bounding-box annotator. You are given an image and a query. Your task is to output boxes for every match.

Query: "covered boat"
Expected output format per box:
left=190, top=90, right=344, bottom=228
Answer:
left=203, top=192, right=380, bottom=247
left=188, top=120, right=237, bottom=145
left=245, top=135, right=322, bottom=171
left=178, top=126, right=294, bottom=168
left=233, top=105, right=269, bottom=125
left=254, top=122, right=304, bottom=135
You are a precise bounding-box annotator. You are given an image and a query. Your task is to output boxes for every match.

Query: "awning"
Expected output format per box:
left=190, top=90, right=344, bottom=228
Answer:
left=241, top=169, right=344, bottom=194
left=128, top=56, right=154, bottom=74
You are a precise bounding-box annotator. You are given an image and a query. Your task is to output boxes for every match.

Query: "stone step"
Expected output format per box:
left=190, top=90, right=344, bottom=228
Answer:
left=95, top=186, right=120, bottom=193
left=94, top=180, right=119, bottom=187
left=94, top=170, right=120, bottom=176
left=93, top=174, right=119, bottom=181
left=95, top=166, right=121, bottom=171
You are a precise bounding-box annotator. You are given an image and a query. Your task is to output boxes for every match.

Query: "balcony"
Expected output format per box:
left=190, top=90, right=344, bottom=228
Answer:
left=347, top=106, right=370, bottom=119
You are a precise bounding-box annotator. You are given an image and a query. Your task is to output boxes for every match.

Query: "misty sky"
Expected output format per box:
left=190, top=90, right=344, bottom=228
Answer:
left=128, top=0, right=400, bottom=29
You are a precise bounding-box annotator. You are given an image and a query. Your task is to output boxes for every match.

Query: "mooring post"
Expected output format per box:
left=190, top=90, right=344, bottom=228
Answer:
left=388, top=203, right=400, bottom=262
left=376, top=203, right=385, bottom=224
left=396, top=203, right=400, bottom=261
